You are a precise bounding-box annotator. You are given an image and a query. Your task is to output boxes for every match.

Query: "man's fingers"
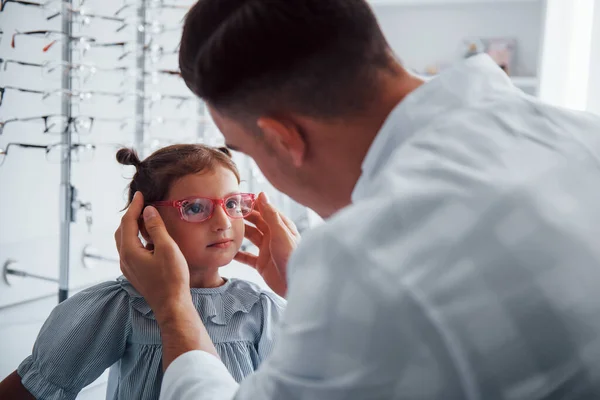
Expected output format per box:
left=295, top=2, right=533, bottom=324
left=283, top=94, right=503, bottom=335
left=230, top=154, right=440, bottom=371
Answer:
left=114, top=225, right=123, bottom=253
left=279, top=212, right=300, bottom=237
left=120, top=192, right=146, bottom=252
left=257, top=193, right=287, bottom=235
left=244, top=210, right=268, bottom=233
left=244, top=225, right=264, bottom=247
left=234, top=251, right=258, bottom=268
left=142, top=205, right=173, bottom=249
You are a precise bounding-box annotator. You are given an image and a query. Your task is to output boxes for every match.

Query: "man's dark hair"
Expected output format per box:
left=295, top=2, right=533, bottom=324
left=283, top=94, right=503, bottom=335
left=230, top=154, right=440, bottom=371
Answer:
left=179, top=0, right=395, bottom=118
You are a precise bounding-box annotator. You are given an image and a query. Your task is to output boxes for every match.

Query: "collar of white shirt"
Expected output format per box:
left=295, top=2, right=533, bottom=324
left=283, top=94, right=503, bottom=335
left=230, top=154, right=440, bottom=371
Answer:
left=351, top=54, right=518, bottom=203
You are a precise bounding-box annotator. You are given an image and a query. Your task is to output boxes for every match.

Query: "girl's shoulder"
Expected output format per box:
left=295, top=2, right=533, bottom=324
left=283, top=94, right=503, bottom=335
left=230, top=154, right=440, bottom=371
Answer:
left=68, top=277, right=133, bottom=306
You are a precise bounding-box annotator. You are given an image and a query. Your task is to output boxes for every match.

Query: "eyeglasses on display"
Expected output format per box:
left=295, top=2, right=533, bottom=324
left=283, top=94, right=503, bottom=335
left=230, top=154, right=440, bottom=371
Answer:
left=0, top=142, right=96, bottom=166
left=115, top=1, right=188, bottom=17
left=0, top=58, right=181, bottom=84
left=0, top=115, right=96, bottom=135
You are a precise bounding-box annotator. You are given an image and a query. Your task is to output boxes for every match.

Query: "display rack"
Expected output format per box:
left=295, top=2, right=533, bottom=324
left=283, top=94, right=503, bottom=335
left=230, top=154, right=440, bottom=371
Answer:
left=1, top=0, right=314, bottom=305
left=2, top=0, right=148, bottom=303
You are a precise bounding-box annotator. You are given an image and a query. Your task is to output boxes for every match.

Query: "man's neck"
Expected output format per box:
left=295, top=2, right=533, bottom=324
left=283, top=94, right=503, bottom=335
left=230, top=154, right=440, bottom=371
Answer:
left=310, top=68, right=425, bottom=218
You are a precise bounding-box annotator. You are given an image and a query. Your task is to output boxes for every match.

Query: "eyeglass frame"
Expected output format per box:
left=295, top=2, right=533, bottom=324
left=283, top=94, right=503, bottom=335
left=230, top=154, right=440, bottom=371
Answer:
left=0, top=85, right=191, bottom=108
left=0, top=0, right=46, bottom=12
left=1, top=1, right=123, bottom=29
left=152, top=193, right=257, bottom=223
left=1, top=58, right=180, bottom=80
left=0, top=142, right=96, bottom=165
left=0, top=86, right=44, bottom=107
left=115, top=1, right=188, bottom=17
left=0, top=115, right=96, bottom=135
left=0, top=58, right=101, bottom=83
left=11, top=30, right=97, bottom=53
left=44, top=1, right=124, bottom=24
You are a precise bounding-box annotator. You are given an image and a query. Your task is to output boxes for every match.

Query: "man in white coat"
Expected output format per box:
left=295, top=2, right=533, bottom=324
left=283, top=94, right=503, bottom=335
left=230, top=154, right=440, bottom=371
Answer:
left=115, top=0, right=600, bottom=399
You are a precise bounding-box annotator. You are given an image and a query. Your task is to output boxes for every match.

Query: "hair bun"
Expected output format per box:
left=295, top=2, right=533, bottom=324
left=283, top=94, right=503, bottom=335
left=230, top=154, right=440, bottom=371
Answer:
left=217, top=146, right=232, bottom=158
left=116, top=148, right=142, bottom=167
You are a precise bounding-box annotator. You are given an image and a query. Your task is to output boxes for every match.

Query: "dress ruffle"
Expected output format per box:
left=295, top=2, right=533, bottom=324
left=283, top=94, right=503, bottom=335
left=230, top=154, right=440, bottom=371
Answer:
left=117, top=276, right=261, bottom=325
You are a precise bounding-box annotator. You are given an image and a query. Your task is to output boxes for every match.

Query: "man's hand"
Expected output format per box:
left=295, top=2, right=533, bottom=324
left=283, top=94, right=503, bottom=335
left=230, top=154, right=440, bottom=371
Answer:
left=115, top=192, right=220, bottom=369
left=115, top=192, right=191, bottom=319
left=234, top=193, right=300, bottom=297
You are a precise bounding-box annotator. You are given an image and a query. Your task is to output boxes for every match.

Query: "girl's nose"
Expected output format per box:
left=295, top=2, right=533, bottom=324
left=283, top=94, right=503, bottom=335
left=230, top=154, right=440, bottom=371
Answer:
left=210, top=203, right=232, bottom=232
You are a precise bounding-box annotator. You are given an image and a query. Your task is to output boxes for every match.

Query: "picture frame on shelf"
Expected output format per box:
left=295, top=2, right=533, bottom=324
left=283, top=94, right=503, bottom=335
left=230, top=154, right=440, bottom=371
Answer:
left=461, top=37, right=517, bottom=76
left=483, top=37, right=517, bottom=76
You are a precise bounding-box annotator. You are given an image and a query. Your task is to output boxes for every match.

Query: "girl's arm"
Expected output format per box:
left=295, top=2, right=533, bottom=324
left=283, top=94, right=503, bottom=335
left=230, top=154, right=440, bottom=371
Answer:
left=10, top=280, right=131, bottom=400
left=0, top=371, right=35, bottom=400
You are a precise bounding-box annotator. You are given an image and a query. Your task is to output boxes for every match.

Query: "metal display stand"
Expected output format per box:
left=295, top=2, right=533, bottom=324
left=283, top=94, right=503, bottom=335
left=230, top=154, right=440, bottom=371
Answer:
left=58, top=0, right=75, bottom=303
left=135, top=0, right=146, bottom=153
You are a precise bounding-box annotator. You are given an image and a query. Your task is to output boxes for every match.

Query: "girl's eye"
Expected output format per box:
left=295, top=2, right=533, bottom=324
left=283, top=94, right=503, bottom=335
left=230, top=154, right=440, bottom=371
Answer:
left=226, top=199, right=240, bottom=210
left=184, top=202, right=205, bottom=215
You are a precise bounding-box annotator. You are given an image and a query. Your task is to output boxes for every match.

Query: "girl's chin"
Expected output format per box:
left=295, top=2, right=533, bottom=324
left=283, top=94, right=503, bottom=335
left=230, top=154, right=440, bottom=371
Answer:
left=184, top=245, right=240, bottom=269
left=186, top=256, right=237, bottom=270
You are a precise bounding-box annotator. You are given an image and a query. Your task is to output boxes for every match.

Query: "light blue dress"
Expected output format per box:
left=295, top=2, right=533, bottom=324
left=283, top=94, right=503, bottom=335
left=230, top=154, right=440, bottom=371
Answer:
left=17, top=277, right=285, bottom=400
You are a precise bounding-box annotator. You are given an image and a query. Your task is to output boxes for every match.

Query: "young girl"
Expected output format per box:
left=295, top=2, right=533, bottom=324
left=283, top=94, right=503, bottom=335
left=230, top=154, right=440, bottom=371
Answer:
left=0, top=144, right=286, bottom=400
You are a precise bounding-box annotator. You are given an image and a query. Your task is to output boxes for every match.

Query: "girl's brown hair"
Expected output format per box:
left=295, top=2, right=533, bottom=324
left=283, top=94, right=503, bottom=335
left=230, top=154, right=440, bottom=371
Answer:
left=116, top=144, right=240, bottom=208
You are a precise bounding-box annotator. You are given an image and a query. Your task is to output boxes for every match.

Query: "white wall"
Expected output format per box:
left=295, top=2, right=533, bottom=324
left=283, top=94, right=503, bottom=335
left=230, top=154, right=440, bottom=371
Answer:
left=372, top=1, right=544, bottom=78
left=587, top=0, right=600, bottom=115
left=538, top=0, right=596, bottom=110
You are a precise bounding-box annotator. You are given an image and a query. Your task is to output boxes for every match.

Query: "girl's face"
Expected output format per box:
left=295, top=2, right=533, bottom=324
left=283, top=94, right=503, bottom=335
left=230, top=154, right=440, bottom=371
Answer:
left=158, top=166, right=245, bottom=270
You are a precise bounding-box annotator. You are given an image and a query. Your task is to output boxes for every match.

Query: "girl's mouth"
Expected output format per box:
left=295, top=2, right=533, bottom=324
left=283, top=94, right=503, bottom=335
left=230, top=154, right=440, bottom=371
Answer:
left=208, top=240, right=233, bottom=249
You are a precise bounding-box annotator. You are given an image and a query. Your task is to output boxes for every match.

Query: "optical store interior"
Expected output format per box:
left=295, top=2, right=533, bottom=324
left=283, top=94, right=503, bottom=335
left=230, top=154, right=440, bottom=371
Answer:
left=1, top=0, right=600, bottom=399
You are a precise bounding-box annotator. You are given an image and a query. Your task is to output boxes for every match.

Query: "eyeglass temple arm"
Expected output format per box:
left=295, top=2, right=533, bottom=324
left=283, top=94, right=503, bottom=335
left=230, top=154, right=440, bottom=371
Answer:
left=114, top=3, right=132, bottom=16
left=1, top=0, right=42, bottom=12
left=2, top=142, right=48, bottom=155
left=11, top=30, right=64, bottom=48
left=92, top=41, right=127, bottom=48
left=47, top=8, right=125, bottom=24
left=1, top=58, right=44, bottom=70
left=154, top=69, right=181, bottom=76
left=2, top=116, right=45, bottom=126
left=72, top=143, right=96, bottom=150
left=89, top=14, right=124, bottom=23
left=2, top=86, right=45, bottom=95
left=160, top=4, right=189, bottom=10
left=152, top=200, right=178, bottom=207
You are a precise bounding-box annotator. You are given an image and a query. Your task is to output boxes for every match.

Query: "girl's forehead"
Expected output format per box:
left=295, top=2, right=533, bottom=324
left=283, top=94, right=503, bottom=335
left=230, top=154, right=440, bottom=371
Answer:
left=168, top=168, right=240, bottom=200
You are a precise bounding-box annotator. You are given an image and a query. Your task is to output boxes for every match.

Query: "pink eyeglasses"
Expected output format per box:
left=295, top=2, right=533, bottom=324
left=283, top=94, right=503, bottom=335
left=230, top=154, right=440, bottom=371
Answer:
left=152, top=193, right=256, bottom=223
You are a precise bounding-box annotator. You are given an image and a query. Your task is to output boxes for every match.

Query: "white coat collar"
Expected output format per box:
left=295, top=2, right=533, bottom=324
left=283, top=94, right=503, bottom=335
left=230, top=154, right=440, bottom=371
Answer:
left=352, top=54, right=517, bottom=202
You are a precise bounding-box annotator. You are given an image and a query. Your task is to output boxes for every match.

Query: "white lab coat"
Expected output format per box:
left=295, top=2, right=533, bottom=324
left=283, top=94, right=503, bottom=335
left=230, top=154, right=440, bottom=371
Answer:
left=161, top=54, right=600, bottom=400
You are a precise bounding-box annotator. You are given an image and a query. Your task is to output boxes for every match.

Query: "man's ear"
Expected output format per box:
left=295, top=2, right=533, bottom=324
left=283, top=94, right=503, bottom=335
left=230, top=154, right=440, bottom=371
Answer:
left=256, top=117, right=306, bottom=168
